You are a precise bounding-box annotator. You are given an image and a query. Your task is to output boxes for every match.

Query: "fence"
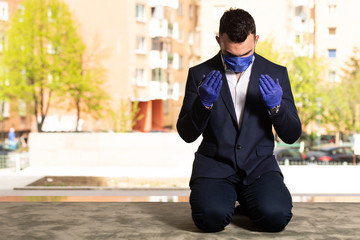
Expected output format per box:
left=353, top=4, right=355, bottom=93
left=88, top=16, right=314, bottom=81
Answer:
left=278, top=160, right=360, bottom=166
left=0, top=152, right=29, bottom=171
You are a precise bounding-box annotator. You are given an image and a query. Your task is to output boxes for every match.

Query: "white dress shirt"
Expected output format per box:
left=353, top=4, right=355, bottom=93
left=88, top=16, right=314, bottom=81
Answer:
left=221, top=54, right=255, bottom=128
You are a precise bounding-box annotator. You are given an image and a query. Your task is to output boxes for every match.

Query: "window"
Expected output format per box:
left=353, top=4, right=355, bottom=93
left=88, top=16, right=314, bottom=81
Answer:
left=17, top=4, right=24, bottom=22
left=136, top=4, right=145, bottom=22
left=188, top=31, right=193, bottom=45
left=0, top=34, right=5, bottom=52
left=344, top=148, right=353, bottom=154
left=328, top=49, right=336, bottom=58
left=152, top=37, right=163, bottom=51
left=328, top=27, right=336, bottom=36
left=328, top=70, right=336, bottom=82
left=164, top=100, right=169, bottom=115
left=47, top=43, right=56, bottom=54
left=178, top=2, right=183, bottom=16
left=135, top=68, right=147, bottom=86
left=47, top=7, right=53, bottom=22
left=295, top=6, right=304, bottom=17
left=179, top=55, right=183, bottom=69
left=0, top=1, right=8, bottom=21
left=172, top=22, right=179, bottom=39
left=136, top=36, right=145, bottom=53
left=167, top=53, right=173, bottom=66
left=151, top=5, right=163, bottom=19
left=178, top=29, right=184, bottom=42
left=172, top=53, right=179, bottom=69
left=152, top=68, right=163, bottom=82
left=18, top=100, right=27, bottom=117
left=328, top=5, right=336, bottom=16
left=0, top=101, right=10, bottom=118
left=189, top=5, right=193, bottom=19
left=168, top=23, right=173, bottom=37
left=295, top=6, right=306, bottom=22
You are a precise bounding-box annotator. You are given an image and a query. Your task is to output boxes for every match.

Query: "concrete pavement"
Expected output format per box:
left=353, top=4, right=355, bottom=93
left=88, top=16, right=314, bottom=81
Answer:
left=1, top=202, right=360, bottom=239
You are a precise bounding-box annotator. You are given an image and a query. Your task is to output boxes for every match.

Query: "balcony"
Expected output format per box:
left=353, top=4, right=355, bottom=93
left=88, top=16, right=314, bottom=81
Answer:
left=149, top=19, right=168, bottom=38
left=150, top=81, right=168, bottom=100
left=149, top=50, right=168, bottom=69
left=149, top=81, right=179, bottom=100
left=149, top=0, right=178, bottom=8
left=294, top=0, right=312, bottom=7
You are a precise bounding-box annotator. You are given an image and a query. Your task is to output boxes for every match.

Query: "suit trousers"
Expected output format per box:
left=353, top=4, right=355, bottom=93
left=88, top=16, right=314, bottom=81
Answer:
left=189, top=171, right=293, bottom=232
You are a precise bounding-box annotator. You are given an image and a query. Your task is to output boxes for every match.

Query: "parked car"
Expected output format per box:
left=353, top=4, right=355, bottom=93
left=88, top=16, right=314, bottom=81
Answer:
left=305, top=146, right=357, bottom=164
left=274, top=147, right=304, bottom=164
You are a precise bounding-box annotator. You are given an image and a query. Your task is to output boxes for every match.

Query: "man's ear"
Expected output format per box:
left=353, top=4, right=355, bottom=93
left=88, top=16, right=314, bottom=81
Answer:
left=216, top=36, right=220, bottom=46
left=255, top=35, right=259, bottom=46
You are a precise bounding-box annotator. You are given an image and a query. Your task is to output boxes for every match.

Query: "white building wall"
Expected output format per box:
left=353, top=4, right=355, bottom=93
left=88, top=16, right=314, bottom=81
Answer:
left=197, top=0, right=293, bottom=61
left=314, top=0, right=360, bottom=82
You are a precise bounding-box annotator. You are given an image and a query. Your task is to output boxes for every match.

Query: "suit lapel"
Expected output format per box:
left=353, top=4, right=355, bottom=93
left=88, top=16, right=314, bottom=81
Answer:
left=210, top=53, right=238, bottom=125
left=239, top=53, right=262, bottom=131
left=220, top=74, right=238, bottom=124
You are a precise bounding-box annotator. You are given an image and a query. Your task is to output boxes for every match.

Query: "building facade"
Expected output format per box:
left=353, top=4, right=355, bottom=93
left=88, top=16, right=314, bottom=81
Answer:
left=313, top=0, right=360, bottom=83
left=1, top=0, right=360, bottom=135
left=62, top=0, right=201, bottom=132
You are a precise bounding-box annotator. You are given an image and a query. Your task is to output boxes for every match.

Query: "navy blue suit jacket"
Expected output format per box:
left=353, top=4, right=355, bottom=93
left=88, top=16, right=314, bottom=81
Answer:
left=177, top=52, right=302, bottom=185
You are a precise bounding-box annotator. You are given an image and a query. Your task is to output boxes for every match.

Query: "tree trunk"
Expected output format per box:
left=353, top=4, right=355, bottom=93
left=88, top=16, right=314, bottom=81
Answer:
left=75, top=99, right=80, bottom=132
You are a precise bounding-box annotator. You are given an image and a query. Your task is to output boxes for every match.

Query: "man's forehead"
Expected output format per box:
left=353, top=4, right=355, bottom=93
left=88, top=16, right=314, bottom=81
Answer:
left=220, top=33, right=255, bottom=43
left=219, top=33, right=255, bottom=57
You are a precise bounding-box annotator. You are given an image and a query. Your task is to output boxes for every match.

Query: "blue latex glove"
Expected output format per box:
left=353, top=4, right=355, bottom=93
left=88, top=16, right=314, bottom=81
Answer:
left=259, top=74, right=282, bottom=109
left=198, top=70, right=223, bottom=107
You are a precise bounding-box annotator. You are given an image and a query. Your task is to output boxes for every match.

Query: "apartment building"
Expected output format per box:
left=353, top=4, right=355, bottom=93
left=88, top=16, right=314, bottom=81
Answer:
left=313, top=0, right=360, bottom=83
left=1, top=0, right=360, bottom=134
left=62, top=0, right=200, bottom=132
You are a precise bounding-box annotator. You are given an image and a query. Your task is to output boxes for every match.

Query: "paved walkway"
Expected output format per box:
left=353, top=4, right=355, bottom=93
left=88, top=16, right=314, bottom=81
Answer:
left=0, top=202, right=359, bottom=240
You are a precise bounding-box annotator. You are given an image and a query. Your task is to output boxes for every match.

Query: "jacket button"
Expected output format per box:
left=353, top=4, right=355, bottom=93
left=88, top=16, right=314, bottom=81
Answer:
left=236, top=145, right=242, bottom=150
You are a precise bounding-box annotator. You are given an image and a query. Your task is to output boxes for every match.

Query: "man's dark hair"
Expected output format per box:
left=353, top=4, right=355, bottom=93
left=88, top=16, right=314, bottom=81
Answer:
left=219, top=8, right=256, bottom=42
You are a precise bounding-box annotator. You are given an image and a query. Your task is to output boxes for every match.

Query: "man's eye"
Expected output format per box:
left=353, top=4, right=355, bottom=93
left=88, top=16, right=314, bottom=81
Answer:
left=226, top=52, right=237, bottom=57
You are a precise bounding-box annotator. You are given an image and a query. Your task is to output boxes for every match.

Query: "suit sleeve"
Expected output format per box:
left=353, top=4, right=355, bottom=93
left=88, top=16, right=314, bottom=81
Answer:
left=177, top=68, right=211, bottom=143
left=270, top=68, right=302, bottom=144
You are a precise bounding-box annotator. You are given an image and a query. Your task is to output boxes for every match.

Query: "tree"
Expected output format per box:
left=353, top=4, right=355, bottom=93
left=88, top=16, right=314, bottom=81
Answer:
left=322, top=83, right=350, bottom=134
left=255, top=37, right=285, bottom=65
left=257, top=39, right=324, bottom=133
left=329, top=47, right=360, bottom=133
left=0, top=20, right=10, bottom=140
left=110, top=100, right=143, bottom=132
left=60, top=36, right=109, bottom=131
left=287, top=55, right=325, bottom=129
left=4, top=0, right=108, bottom=132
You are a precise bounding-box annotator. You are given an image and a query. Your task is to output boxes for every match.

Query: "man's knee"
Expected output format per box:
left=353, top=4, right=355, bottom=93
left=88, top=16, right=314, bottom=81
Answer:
left=255, top=205, right=293, bottom=232
left=192, top=207, right=233, bottom=232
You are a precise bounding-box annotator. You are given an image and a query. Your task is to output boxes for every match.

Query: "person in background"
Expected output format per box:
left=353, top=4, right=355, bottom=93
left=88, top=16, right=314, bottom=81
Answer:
left=8, top=127, right=17, bottom=150
left=177, top=8, right=301, bottom=232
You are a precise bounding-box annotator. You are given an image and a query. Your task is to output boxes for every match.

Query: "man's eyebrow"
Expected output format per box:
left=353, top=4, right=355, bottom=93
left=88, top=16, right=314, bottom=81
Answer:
left=239, top=49, right=252, bottom=57
left=225, top=49, right=252, bottom=57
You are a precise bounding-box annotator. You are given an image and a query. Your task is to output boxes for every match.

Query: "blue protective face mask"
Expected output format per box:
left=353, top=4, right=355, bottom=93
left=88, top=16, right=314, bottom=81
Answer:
left=222, top=52, right=253, bottom=73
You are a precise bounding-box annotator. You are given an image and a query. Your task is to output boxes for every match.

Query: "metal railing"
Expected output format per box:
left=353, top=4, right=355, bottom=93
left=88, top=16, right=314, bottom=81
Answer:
left=0, top=151, right=29, bottom=171
left=278, top=160, right=360, bottom=166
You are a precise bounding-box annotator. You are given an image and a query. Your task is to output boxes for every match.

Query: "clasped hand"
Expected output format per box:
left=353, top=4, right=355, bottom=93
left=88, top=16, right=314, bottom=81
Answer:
left=259, top=74, right=282, bottom=109
left=198, top=70, right=223, bottom=107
